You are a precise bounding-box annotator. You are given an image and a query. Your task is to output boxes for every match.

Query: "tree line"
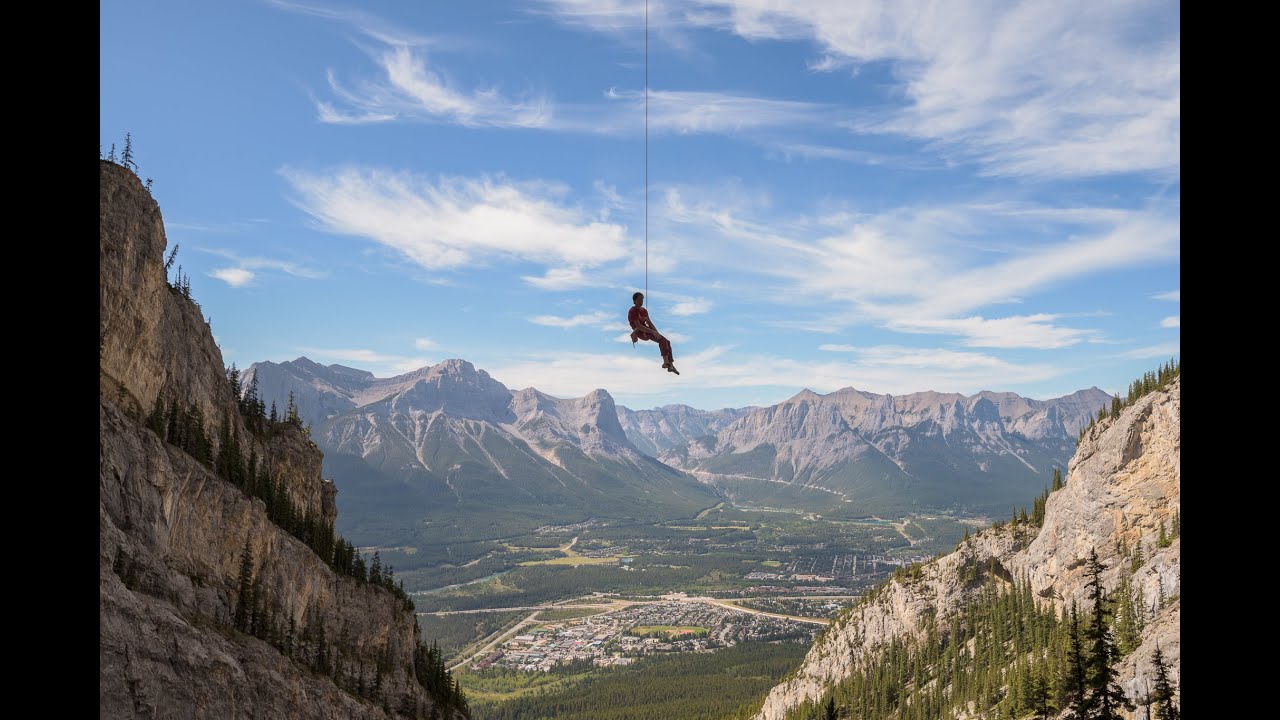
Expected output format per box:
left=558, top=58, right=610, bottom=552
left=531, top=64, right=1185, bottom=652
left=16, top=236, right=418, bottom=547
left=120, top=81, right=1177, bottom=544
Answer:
left=102, top=131, right=154, bottom=191
left=229, top=540, right=469, bottom=717
left=1080, top=357, right=1180, bottom=442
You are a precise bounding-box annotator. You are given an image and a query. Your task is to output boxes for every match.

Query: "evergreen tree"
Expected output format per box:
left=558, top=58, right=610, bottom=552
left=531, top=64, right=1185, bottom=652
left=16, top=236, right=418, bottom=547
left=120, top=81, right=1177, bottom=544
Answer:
left=1150, top=646, right=1180, bottom=720
left=286, top=391, right=303, bottom=428
left=164, top=243, right=180, bottom=274
left=269, top=400, right=278, bottom=423
left=108, top=143, right=117, bottom=163
left=1027, top=661, right=1051, bottom=719
left=1110, top=394, right=1121, bottom=420
left=227, top=363, right=242, bottom=402
left=166, top=397, right=181, bottom=444
left=235, top=539, right=254, bottom=632
left=146, top=395, right=167, bottom=437
left=1064, top=601, right=1090, bottom=719
left=121, top=132, right=136, bottom=172
left=369, top=551, right=383, bottom=586
left=1084, top=550, right=1132, bottom=718
left=824, top=696, right=837, bottom=720
left=1052, top=467, right=1064, bottom=492
left=145, top=177, right=153, bottom=192
left=1157, top=521, right=1170, bottom=548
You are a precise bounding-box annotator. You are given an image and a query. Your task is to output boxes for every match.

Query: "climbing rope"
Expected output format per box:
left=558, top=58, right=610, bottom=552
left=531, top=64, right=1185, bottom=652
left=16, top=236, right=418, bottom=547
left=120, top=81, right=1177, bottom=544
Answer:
left=644, top=0, right=649, bottom=307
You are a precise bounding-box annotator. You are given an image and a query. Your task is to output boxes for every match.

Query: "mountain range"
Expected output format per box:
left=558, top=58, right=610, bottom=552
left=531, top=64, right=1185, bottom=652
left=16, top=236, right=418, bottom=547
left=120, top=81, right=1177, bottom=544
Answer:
left=658, top=384, right=1110, bottom=516
left=245, top=358, right=1111, bottom=545
left=244, top=358, right=718, bottom=547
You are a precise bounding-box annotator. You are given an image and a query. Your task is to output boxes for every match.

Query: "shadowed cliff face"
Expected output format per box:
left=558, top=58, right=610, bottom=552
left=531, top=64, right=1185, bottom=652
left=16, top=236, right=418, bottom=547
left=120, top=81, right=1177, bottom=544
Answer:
left=754, top=378, right=1180, bottom=720
left=99, top=161, right=465, bottom=719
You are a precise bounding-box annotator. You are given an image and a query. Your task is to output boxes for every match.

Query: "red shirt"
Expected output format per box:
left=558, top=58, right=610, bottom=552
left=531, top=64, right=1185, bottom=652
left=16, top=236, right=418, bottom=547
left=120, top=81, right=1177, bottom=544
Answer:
left=628, top=305, right=649, bottom=330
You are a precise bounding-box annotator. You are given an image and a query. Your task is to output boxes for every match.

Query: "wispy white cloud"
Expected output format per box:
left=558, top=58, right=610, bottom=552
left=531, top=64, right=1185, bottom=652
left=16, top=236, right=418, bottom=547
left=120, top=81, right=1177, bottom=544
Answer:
left=318, top=46, right=553, bottom=128
left=537, top=0, right=1180, bottom=178
left=271, top=0, right=552, bottom=127
left=650, top=183, right=1177, bottom=334
left=579, top=88, right=828, bottom=136
left=530, top=311, right=615, bottom=329
left=1117, top=343, right=1180, bottom=360
left=201, top=248, right=327, bottom=288
left=889, top=314, right=1102, bottom=350
left=281, top=167, right=629, bottom=280
left=210, top=268, right=255, bottom=287
left=297, top=346, right=430, bottom=375
left=413, top=337, right=438, bottom=350
left=491, top=344, right=1061, bottom=399
left=522, top=266, right=600, bottom=290
left=1153, top=290, right=1180, bottom=302
left=670, top=297, right=713, bottom=316
left=1160, top=316, right=1179, bottom=328
left=818, top=344, right=857, bottom=352
left=278, top=1, right=835, bottom=137
left=768, top=142, right=938, bottom=169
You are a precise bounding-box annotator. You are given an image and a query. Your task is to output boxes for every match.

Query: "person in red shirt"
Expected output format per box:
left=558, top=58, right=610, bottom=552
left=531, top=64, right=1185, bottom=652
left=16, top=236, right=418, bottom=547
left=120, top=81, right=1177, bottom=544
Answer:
left=629, top=292, right=678, bottom=374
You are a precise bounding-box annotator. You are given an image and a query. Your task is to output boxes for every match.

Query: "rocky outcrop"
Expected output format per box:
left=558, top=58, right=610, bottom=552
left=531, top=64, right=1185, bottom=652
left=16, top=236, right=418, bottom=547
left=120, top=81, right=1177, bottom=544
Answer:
left=99, top=161, right=464, bottom=719
left=755, top=379, right=1180, bottom=720
left=100, top=162, right=331, bottom=527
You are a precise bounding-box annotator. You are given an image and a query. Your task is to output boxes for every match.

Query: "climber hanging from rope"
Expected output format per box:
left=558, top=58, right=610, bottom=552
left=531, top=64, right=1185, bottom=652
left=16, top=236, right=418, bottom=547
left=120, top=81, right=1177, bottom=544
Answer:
left=629, top=292, right=678, bottom=374
left=628, top=3, right=679, bottom=376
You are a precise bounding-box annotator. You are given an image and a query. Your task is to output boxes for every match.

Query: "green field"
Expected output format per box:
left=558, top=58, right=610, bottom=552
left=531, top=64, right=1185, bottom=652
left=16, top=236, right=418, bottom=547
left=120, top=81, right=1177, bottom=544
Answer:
left=520, top=554, right=618, bottom=566
left=535, top=606, right=608, bottom=622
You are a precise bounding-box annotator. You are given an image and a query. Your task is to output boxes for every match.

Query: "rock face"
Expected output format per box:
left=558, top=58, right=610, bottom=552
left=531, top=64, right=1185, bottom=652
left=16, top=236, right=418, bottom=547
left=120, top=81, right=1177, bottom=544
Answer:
left=661, top=385, right=1112, bottom=516
left=99, top=161, right=464, bottom=719
left=754, top=379, right=1180, bottom=720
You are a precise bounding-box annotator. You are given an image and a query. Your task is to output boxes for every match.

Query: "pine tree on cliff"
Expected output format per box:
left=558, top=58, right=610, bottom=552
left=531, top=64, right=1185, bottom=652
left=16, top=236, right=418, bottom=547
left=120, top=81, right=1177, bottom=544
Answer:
left=823, top=696, right=837, bottom=720
left=108, top=143, right=116, bottom=163
left=121, top=133, right=135, bottom=173
left=227, top=363, right=241, bottom=402
left=1150, top=645, right=1180, bottom=720
left=285, top=391, right=303, bottom=428
left=235, top=540, right=254, bottom=632
left=1084, top=549, right=1133, bottom=718
left=147, top=395, right=166, bottom=437
left=369, top=551, right=383, bottom=586
left=1052, top=467, right=1064, bottom=492
left=1063, top=601, right=1090, bottom=719
left=269, top=400, right=278, bottom=424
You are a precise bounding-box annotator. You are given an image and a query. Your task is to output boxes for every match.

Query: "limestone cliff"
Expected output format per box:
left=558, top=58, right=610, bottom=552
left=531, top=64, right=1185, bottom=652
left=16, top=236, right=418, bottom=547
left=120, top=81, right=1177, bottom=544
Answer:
left=755, top=378, right=1180, bottom=720
left=99, top=161, right=466, bottom=719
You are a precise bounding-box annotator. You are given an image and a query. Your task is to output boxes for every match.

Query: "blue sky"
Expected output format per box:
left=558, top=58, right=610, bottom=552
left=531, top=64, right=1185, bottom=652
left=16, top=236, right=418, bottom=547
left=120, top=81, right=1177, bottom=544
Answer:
left=101, top=0, right=1179, bottom=411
